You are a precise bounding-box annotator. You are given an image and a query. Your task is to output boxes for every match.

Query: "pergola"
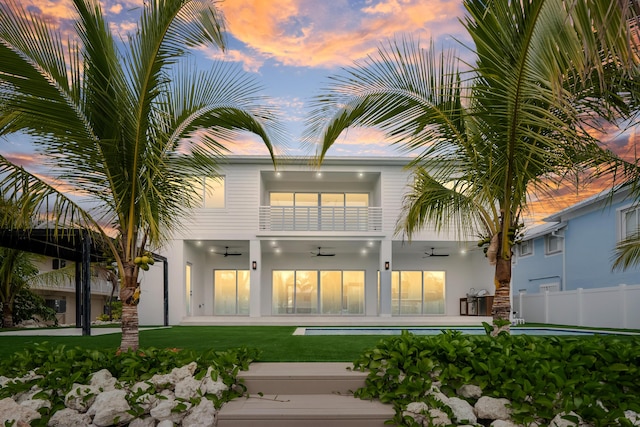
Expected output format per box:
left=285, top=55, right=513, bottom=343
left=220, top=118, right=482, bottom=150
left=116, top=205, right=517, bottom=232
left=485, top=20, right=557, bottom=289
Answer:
left=0, top=228, right=168, bottom=335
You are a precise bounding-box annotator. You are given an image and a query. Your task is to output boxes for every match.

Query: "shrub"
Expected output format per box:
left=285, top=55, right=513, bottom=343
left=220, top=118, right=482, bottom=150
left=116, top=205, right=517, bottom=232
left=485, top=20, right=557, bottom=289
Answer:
left=12, top=288, right=58, bottom=326
left=352, top=330, right=640, bottom=425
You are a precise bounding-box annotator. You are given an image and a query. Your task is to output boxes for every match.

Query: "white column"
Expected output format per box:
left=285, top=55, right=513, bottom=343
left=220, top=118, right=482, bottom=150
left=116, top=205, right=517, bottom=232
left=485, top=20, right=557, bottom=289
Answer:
left=379, top=239, right=392, bottom=317
left=249, top=239, right=262, bottom=318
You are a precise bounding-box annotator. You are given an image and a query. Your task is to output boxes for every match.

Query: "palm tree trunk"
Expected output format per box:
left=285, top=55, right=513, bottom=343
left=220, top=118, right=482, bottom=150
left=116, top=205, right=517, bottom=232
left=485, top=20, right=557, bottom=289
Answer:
left=2, top=302, right=14, bottom=328
left=119, top=265, right=139, bottom=351
left=492, top=255, right=512, bottom=322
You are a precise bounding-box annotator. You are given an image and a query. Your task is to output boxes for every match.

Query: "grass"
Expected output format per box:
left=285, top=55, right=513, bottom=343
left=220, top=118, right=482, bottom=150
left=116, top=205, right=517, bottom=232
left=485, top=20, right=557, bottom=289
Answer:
left=1, top=324, right=637, bottom=362
left=0, top=326, right=386, bottom=362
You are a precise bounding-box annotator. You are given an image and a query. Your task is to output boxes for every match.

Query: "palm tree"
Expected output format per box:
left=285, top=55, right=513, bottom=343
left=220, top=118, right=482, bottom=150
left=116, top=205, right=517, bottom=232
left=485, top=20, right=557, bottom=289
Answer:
left=0, top=0, right=280, bottom=349
left=305, top=0, right=639, bottom=326
left=0, top=247, right=39, bottom=328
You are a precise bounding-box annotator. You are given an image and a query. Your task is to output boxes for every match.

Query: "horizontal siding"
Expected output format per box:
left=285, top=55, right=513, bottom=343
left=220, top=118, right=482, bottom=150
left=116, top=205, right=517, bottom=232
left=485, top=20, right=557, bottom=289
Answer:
left=176, top=159, right=460, bottom=241
left=181, top=164, right=262, bottom=239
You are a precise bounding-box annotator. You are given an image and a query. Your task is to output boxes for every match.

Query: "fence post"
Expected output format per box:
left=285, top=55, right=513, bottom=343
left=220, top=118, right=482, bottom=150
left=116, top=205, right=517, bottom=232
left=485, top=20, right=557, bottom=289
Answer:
left=620, top=284, right=627, bottom=329
left=577, top=288, right=583, bottom=327
left=544, top=290, right=549, bottom=324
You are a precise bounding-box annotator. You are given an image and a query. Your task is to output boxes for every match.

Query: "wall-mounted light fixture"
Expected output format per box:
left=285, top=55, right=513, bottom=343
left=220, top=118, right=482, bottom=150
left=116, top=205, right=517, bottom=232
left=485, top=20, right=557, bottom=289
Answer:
left=252, top=261, right=257, bottom=270
left=384, top=261, right=390, bottom=270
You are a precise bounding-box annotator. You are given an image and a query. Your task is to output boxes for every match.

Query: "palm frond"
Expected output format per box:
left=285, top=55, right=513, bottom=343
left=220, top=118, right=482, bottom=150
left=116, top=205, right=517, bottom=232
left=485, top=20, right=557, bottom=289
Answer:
left=612, top=230, right=640, bottom=271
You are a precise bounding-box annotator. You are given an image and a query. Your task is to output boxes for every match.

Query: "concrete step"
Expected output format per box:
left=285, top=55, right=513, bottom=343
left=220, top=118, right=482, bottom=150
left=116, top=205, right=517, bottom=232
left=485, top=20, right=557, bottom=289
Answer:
left=216, top=394, right=394, bottom=427
left=216, top=362, right=395, bottom=427
left=239, top=362, right=367, bottom=395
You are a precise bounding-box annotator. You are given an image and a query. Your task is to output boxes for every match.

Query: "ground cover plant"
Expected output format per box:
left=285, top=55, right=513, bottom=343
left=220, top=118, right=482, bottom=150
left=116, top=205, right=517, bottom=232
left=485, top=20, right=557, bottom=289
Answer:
left=0, top=343, right=259, bottom=426
left=352, top=329, right=640, bottom=426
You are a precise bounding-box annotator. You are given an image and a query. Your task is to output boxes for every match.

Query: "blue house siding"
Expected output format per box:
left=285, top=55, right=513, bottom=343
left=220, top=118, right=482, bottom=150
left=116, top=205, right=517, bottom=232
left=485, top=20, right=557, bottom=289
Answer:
left=513, top=192, right=640, bottom=295
left=513, top=236, right=563, bottom=294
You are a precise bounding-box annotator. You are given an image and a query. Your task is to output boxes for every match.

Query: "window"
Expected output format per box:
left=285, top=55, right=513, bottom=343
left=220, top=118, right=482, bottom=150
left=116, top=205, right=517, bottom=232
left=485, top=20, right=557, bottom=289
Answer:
left=545, top=234, right=562, bottom=255
left=213, top=270, right=250, bottom=315
left=391, top=271, right=445, bottom=315
left=272, top=270, right=364, bottom=315
left=622, top=206, right=640, bottom=240
left=518, top=240, right=533, bottom=257
left=204, top=177, right=225, bottom=208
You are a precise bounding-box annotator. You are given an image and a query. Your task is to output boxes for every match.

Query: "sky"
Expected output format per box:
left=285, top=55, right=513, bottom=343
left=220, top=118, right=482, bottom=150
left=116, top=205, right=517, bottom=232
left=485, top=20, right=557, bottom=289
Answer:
left=3, top=0, right=639, bottom=225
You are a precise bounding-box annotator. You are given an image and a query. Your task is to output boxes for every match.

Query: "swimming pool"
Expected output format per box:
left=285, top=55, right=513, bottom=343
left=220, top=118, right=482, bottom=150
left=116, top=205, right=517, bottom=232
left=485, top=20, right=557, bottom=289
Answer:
left=295, top=326, right=637, bottom=336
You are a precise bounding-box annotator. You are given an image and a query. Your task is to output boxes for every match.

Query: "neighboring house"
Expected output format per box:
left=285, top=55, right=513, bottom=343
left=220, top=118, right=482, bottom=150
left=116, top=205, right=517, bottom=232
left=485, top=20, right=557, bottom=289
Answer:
left=30, top=257, right=114, bottom=325
left=512, top=187, right=640, bottom=328
left=138, top=156, right=495, bottom=326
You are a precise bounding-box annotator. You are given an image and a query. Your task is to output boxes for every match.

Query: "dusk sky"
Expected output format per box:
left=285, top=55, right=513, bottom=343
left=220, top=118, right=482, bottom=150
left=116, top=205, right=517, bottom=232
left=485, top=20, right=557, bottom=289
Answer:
left=3, top=0, right=639, bottom=224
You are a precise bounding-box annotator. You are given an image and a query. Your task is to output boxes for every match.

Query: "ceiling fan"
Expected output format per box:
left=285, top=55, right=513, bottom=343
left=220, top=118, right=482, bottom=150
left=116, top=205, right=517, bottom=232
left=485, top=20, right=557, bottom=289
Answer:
left=424, top=247, right=449, bottom=258
left=216, top=246, right=242, bottom=257
left=312, top=246, right=335, bottom=257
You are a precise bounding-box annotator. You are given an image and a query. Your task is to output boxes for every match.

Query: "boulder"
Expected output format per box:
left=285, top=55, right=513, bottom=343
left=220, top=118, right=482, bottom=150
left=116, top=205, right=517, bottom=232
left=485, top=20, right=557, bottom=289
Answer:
left=150, top=398, right=191, bottom=424
left=175, top=376, right=202, bottom=400
left=428, top=408, right=452, bottom=426
left=458, top=384, right=483, bottom=399
left=0, top=397, right=41, bottom=425
left=202, top=367, right=227, bottom=397
left=65, top=383, right=100, bottom=412
left=550, top=411, right=591, bottom=427
left=47, top=408, right=92, bottom=427
left=475, top=396, right=512, bottom=420
left=128, top=417, right=157, bottom=427
left=182, top=398, right=217, bottom=427
left=89, top=369, right=118, bottom=391
left=86, top=389, right=134, bottom=427
left=447, top=396, right=477, bottom=424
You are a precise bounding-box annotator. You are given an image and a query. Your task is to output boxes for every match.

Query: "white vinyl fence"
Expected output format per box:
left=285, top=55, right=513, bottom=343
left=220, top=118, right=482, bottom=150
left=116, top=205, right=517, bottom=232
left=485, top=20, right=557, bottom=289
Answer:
left=514, top=284, right=640, bottom=329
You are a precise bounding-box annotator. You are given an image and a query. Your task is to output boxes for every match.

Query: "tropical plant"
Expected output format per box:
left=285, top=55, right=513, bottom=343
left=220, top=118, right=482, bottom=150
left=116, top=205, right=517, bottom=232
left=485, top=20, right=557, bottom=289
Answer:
left=0, top=247, right=39, bottom=327
left=305, top=0, right=639, bottom=325
left=0, top=0, right=280, bottom=349
left=12, top=287, right=58, bottom=327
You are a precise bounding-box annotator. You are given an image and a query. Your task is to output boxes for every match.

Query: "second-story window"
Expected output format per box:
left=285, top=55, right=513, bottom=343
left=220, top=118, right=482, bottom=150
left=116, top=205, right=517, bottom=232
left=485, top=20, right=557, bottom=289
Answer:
left=545, top=234, right=562, bottom=255
left=518, top=240, right=533, bottom=257
left=204, top=176, right=225, bottom=208
left=622, top=206, right=640, bottom=240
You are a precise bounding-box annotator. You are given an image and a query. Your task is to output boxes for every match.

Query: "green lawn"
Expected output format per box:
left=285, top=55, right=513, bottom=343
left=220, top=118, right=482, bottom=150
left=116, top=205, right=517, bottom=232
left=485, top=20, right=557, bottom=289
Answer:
left=0, top=326, right=387, bottom=362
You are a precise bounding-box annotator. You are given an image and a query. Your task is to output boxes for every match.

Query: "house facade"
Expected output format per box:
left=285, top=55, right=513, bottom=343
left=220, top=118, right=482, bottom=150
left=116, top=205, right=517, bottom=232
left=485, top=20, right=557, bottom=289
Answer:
left=511, top=187, right=640, bottom=328
left=513, top=187, right=640, bottom=293
left=138, top=156, right=495, bottom=326
left=31, top=258, right=114, bottom=325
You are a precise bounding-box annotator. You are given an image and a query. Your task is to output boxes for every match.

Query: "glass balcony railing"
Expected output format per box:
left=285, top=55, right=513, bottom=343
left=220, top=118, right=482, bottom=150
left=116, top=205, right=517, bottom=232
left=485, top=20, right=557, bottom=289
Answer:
left=259, top=206, right=382, bottom=232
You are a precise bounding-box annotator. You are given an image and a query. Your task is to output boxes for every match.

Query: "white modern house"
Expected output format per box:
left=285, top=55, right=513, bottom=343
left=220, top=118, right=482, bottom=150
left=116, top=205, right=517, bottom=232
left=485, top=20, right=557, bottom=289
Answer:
left=138, top=156, right=495, bottom=326
left=512, top=186, right=640, bottom=329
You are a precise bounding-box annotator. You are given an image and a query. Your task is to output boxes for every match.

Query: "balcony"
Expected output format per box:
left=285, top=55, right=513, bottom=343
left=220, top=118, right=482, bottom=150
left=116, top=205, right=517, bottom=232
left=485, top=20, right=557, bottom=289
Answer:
left=259, top=206, right=382, bottom=232
left=30, top=280, right=114, bottom=296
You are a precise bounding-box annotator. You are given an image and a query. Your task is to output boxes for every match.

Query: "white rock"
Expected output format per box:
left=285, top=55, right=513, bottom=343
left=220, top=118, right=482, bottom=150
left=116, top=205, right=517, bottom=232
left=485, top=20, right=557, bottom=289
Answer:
left=134, top=392, right=160, bottom=413
left=47, top=408, right=92, bottom=427
left=0, top=376, right=11, bottom=387
left=65, top=383, right=100, bottom=412
left=428, top=408, right=451, bottom=426
left=182, top=398, right=217, bottom=427
left=202, top=367, right=228, bottom=397
left=549, top=411, right=591, bottom=427
left=150, top=398, right=191, bottom=423
left=89, top=369, right=117, bottom=391
left=20, top=398, right=51, bottom=412
left=131, top=381, right=152, bottom=394
left=128, top=417, right=157, bottom=427
left=158, top=420, right=175, bottom=427
left=625, top=410, right=640, bottom=426
left=491, top=420, right=520, bottom=427
left=169, top=362, right=198, bottom=383
left=175, top=376, right=202, bottom=400
left=86, top=389, right=134, bottom=427
left=457, top=384, right=483, bottom=399
left=447, top=396, right=477, bottom=424
left=0, top=397, right=41, bottom=425
left=406, top=401, right=429, bottom=414
left=475, top=396, right=512, bottom=420
left=404, top=401, right=429, bottom=424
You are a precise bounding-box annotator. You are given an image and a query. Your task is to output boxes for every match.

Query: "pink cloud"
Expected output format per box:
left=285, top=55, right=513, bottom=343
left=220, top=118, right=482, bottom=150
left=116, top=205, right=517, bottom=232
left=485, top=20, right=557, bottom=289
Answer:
left=220, top=0, right=466, bottom=70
